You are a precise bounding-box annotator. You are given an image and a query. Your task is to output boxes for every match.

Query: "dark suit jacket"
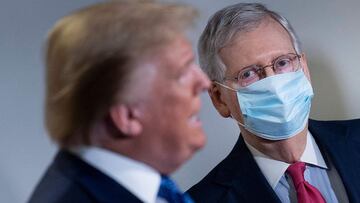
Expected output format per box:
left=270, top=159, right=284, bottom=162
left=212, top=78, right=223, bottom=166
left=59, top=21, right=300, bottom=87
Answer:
left=188, top=119, right=360, bottom=203
left=28, top=150, right=143, bottom=203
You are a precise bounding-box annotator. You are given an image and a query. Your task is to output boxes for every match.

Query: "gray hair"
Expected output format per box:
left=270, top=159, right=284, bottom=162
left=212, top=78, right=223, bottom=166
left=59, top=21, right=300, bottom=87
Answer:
left=198, top=3, right=302, bottom=81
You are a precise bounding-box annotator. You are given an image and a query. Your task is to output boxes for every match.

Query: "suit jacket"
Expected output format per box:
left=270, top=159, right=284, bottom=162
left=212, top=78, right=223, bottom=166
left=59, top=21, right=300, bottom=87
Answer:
left=188, top=119, right=360, bottom=203
left=28, top=150, right=143, bottom=203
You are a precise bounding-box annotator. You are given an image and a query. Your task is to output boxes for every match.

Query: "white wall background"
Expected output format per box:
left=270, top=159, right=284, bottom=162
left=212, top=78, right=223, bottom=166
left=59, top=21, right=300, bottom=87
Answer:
left=1, top=0, right=359, bottom=202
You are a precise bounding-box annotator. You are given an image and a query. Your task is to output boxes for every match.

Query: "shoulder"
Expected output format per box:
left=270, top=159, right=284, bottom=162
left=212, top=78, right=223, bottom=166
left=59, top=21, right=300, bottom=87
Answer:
left=309, top=118, right=360, bottom=141
left=28, top=165, right=94, bottom=203
left=188, top=135, right=264, bottom=202
left=28, top=150, right=98, bottom=203
left=187, top=139, right=251, bottom=202
left=309, top=118, right=360, bottom=129
left=29, top=184, right=93, bottom=203
left=29, top=150, right=143, bottom=203
left=187, top=164, right=231, bottom=203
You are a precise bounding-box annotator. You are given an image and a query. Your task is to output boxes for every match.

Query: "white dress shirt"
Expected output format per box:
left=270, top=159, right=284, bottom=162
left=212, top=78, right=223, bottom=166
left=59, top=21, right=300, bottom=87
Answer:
left=72, top=146, right=161, bottom=203
left=245, top=131, right=339, bottom=203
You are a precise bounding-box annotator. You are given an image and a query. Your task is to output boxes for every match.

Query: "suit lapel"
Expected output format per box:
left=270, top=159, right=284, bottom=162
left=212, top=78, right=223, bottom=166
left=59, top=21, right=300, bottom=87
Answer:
left=212, top=136, right=281, bottom=203
left=55, top=150, right=143, bottom=203
left=309, top=119, right=360, bottom=203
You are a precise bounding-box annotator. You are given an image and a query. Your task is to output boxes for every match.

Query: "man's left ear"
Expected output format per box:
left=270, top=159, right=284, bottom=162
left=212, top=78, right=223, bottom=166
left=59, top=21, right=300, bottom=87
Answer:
left=109, top=104, right=143, bottom=137
left=300, top=53, right=311, bottom=82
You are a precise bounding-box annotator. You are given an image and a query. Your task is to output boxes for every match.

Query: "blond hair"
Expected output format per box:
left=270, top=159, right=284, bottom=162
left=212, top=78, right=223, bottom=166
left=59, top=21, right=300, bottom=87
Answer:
left=45, top=0, right=197, bottom=147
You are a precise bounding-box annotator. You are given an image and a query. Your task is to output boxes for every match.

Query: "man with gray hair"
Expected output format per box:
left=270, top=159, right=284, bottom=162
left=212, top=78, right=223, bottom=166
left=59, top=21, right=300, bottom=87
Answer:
left=28, top=1, right=210, bottom=202
left=188, top=3, right=360, bottom=203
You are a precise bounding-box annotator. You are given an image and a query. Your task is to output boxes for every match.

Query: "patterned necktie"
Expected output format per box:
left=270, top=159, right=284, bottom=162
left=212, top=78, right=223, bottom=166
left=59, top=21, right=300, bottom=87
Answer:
left=286, top=162, right=326, bottom=203
left=157, top=175, right=194, bottom=203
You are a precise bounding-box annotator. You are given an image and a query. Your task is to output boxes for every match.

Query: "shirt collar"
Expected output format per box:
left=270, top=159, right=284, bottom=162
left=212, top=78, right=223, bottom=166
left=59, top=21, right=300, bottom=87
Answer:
left=72, top=146, right=161, bottom=203
left=245, top=131, right=327, bottom=189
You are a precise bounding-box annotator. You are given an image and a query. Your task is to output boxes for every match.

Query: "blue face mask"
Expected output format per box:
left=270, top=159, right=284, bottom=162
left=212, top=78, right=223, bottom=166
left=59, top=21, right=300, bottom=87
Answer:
left=234, top=70, right=314, bottom=140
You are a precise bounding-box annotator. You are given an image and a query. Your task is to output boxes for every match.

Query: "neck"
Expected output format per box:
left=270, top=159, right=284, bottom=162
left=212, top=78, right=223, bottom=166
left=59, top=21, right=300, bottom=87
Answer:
left=89, top=123, right=176, bottom=175
left=242, top=126, right=308, bottom=163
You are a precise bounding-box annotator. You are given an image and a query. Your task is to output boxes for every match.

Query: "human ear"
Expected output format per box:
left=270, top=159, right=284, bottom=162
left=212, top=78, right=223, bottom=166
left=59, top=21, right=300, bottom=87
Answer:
left=209, top=83, right=231, bottom=118
left=109, top=104, right=142, bottom=136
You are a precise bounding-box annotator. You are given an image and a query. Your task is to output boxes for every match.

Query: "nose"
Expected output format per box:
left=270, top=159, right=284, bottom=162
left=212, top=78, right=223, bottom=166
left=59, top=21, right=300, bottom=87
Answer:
left=194, top=65, right=211, bottom=94
left=263, top=65, right=276, bottom=77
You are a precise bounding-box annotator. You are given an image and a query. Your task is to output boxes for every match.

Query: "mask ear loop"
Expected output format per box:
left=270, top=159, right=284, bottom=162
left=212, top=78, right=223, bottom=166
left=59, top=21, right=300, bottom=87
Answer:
left=230, top=114, right=267, bottom=139
left=213, top=81, right=237, bottom=91
left=229, top=114, right=246, bottom=128
left=213, top=81, right=247, bottom=129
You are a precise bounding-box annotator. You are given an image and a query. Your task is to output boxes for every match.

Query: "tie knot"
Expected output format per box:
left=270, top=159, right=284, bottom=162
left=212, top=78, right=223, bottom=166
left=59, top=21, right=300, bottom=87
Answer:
left=157, top=175, right=194, bottom=203
left=159, top=176, right=178, bottom=194
left=286, top=162, right=326, bottom=203
left=286, top=161, right=306, bottom=185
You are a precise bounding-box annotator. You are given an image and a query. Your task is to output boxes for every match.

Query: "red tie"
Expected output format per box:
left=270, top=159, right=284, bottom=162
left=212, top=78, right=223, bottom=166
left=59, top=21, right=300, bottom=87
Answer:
left=286, top=162, right=326, bottom=203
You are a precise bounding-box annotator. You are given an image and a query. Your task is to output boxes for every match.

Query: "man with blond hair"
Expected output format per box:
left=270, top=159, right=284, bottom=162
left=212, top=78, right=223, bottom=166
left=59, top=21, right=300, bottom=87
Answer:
left=29, top=1, right=210, bottom=202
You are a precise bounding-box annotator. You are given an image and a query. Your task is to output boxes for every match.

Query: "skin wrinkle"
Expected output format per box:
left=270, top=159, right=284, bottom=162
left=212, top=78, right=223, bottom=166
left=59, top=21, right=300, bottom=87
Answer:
left=213, top=17, right=311, bottom=163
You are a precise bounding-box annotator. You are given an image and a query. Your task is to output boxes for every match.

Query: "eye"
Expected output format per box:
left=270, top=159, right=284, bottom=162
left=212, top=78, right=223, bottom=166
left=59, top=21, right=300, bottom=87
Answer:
left=236, top=66, right=260, bottom=87
left=274, top=57, right=292, bottom=72
left=276, top=58, right=290, bottom=68
left=177, top=63, right=195, bottom=84
left=239, top=67, right=257, bottom=80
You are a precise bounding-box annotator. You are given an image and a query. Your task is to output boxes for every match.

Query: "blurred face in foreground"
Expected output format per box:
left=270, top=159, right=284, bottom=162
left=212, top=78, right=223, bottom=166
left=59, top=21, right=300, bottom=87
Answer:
left=124, top=34, right=210, bottom=174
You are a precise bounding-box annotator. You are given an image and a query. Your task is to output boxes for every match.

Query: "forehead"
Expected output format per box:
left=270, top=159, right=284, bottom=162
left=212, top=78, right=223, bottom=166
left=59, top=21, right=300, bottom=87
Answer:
left=219, top=17, right=294, bottom=72
left=106, top=35, right=195, bottom=106
left=130, top=35, right=194, bottom=90
left=152, top=35, right=194, bottom=73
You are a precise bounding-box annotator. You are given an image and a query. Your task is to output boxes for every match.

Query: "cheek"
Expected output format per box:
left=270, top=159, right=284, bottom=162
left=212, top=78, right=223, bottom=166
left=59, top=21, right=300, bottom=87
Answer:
left=161, top=105, right=204, bottom=150
left=156, top=84, right=204, bottom=146
left=230, top=94, right=245, bottom=122
left=152, top=93, right=190, bottom=137
left=166, top=129, right=205, bottom=164
left=163, top=89, right=192, bottom=117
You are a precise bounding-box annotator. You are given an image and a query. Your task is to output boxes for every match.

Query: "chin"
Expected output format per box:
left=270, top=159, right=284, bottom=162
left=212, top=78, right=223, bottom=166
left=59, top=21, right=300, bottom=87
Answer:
left=162, top=156, right=190, bottom=175
left=193, top=131, right=207, bottom=150
left=184, top=138, right=206, bottom=162
left=177, top=145, right=202, bottom=168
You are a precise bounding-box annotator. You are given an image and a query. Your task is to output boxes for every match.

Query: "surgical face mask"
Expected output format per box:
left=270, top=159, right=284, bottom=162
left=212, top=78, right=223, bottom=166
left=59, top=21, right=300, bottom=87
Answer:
left=219, top=70, right=314, bottom=140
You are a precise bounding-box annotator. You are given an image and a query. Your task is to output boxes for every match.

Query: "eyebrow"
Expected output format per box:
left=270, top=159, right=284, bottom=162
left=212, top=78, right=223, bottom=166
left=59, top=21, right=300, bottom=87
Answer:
left=172, top=54, right=195, bottom=79
left=238, top=53, right=293, bottom=70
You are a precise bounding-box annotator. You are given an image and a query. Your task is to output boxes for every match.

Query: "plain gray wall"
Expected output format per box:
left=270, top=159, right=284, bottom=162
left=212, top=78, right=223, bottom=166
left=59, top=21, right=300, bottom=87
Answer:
left=1, top=0, right=359, bottom=202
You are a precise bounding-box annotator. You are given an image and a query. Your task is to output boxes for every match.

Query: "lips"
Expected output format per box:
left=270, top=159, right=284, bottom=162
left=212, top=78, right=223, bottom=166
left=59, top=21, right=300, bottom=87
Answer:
left=188, top=109, right=203, bottom=128
left=189, top=114, right=200, bottom=122
left=187, top=97, right=203, bottom=128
